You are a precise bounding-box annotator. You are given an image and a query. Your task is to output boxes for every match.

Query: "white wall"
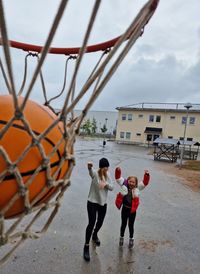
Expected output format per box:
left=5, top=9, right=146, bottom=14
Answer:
left=74, top=110, right=118, bottom=134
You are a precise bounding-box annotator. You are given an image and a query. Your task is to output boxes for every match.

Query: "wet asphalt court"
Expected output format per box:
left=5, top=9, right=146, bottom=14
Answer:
left=1, top=138, right=200, bottom=274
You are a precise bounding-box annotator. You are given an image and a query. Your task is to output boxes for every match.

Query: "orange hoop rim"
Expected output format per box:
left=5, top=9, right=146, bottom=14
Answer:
left=6, top=36, right=123, bottom=55
left=1, top=0, right=160, bottom=55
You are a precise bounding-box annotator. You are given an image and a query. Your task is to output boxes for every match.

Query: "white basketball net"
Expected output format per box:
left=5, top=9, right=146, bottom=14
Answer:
left=0, top=0, right=159, bottom=265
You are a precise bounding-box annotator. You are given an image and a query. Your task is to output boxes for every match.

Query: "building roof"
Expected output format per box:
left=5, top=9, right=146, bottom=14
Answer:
left=116, top=102, right=200, bottom=113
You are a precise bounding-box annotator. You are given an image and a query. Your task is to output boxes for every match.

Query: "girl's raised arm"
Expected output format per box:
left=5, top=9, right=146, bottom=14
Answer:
left=115, top=167, right=125, bottom=186
left=138, top=170, right=150, bottom=191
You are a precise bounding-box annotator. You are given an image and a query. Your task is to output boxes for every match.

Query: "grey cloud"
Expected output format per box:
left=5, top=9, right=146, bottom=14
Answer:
left=91, top=52, right=200, bottom=110
left=1, top=0, right=200, bottom=112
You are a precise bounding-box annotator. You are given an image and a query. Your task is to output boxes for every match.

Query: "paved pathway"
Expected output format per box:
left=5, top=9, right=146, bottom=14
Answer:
left=1, top=138, right=200, bottom=274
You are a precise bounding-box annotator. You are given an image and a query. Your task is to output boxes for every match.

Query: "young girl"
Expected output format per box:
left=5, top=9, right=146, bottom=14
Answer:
left=83, top=158, right=113, bottom=262
left=115, top=167, right=150, bottom=249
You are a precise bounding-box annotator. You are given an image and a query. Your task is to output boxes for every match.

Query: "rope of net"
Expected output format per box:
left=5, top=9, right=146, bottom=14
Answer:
left=0, top=0, right=159, bottom=265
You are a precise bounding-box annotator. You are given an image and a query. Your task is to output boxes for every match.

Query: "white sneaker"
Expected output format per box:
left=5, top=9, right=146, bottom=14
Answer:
left=129, top=238, right=134, bottom=249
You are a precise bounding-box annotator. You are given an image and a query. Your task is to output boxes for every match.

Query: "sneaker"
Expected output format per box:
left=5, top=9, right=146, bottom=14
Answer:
left=83, top=245, right=90, bottom=261
left=92, top=235, right=101, bottom=246
left=119, top=237, right=124, bottom=247
left=129, top=238, right=134, bottom=249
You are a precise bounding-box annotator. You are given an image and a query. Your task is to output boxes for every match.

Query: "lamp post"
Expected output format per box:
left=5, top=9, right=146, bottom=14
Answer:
left=105, top=118, right=108, bottom=129
left=103, top=118, right=108, bottom=147
left=179, top=103, right=192, bottom=168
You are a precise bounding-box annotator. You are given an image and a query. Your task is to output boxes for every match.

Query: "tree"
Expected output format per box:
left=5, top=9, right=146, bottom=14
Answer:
left=91, top=118, right=97, bottom=134
left=101, top=124, right=107, bottom=134
left=81, top=119, right=92, bottom=135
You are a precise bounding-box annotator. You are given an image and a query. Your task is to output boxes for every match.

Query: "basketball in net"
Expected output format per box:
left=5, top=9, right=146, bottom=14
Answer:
left=0, top=95, right=69, bottom=218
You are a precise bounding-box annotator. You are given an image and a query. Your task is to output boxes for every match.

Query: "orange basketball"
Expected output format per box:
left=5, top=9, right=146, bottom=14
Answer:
left=0, top=95, right=69, bottom=218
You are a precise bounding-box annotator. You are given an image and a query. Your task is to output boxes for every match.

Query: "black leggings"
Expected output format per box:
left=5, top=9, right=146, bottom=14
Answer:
left=85, top=201, right=107, bottom=245
left=120, top=206, right=136, bottom=238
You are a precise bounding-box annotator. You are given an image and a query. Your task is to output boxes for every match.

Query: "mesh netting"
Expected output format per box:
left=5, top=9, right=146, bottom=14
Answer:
left=0, top=0, right=159, bottom=265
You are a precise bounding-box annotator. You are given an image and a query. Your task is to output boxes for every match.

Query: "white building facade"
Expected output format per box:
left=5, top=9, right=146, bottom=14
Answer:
left=74, top=110, right=118, bottom=134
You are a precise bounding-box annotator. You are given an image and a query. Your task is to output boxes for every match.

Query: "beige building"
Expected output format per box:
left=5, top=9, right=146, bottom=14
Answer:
left=116, top=103, right=200, bottom=145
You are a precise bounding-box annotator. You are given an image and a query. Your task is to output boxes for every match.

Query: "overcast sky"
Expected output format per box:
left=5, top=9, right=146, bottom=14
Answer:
left=0, top=0, right=200, bottom=111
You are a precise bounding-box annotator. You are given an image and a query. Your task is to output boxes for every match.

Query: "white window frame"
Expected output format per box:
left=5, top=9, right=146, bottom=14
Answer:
left=122, top=114, right=126, bottom=121
left=156, top=115, right=161, bottom=122
left=127, top=114, right=133, bottom=121
left=120, top=131, right=125, bottom=138
left=149, top=115, right=154, bottom=122
left=126, top=132, right=131, bottom=139
left=182, top=116, right=187, bottom=124
left=189, top=117, right=195, bottom=125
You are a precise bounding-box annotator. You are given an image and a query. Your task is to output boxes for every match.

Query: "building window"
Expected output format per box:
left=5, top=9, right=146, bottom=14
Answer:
left=149, top=115, right=154, bottom=122
left=170, top=116, right=176, bottom=120
left=168, top=136, right=173, bottom=139
left=156, top=115, right=161, bottom=122
left=122, top=114, right=126, bottom=121
left=179, top=137, right=184, bottom=140
left=136, top=133, right=141, bottom=136
left=120, top=132, right=125, bottom=138
left=126, top=132, right=131, bottom=139
left=147, top=134, right=152, bottom=141
left=138, top=114, right=143, bottom=118
left=189, top=117, right=195, bottom=124
left=182, top=117, right=187, bottom=124
left=127, top=114, right=133, bottom=121
left=187, top=137, right=193, bottom=141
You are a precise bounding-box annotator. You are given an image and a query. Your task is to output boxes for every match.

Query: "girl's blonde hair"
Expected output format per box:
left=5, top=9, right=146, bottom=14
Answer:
left=98, top=168, right=108, bottom=181
left=127, top=176, right=138, bottom=187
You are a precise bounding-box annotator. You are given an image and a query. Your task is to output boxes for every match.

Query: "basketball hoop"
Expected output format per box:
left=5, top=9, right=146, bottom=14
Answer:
left=0, top=0, right=160, bottom=265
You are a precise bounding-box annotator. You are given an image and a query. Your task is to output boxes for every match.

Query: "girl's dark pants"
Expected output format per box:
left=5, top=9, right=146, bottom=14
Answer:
left=120, top=206, right=136, bottom=238
left=85, top=201, right=107, bottom=244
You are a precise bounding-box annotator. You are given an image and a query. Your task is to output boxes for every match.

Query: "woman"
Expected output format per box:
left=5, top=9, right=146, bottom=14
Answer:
left=83, top=157, right=113, bottom=262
